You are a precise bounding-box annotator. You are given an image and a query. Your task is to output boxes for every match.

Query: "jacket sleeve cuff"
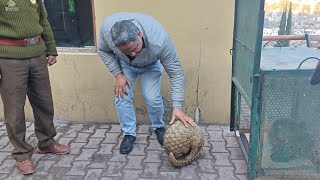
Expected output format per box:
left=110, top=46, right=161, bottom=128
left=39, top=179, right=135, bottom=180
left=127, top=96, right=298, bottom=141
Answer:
left=46, top=51, right=58, bottom=56
left=45, top=41, right=58, bottom=56
left=172, top=101, right=183, bottom=109
left=111, top=67, right=123, bottom=77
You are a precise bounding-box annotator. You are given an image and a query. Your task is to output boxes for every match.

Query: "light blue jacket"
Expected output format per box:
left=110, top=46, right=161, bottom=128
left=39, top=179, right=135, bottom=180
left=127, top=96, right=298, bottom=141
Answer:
left=98, top=12, right=184, bottom=108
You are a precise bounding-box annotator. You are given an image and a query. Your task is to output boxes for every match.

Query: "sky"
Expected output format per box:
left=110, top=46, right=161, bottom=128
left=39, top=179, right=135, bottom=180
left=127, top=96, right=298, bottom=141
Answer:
left=267, top=0, right=320, bottom=3
left=266, top=0, right=320, bottom=14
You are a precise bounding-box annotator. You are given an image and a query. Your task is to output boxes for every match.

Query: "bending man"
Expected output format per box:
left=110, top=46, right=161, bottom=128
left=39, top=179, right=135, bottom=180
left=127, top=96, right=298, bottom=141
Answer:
left=98, top=12, right=195, bottom=154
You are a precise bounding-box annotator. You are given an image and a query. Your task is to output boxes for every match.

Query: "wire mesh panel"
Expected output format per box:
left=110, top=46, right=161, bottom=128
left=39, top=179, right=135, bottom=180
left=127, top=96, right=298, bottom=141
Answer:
left=258, top=71, right=320, bottom=179
left=232, top=0, right=264, bottom=102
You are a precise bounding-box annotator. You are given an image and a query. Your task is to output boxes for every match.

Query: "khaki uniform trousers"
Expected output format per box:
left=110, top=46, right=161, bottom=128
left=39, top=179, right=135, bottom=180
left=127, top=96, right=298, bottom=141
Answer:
left=0, top=54, right=56, bottom=161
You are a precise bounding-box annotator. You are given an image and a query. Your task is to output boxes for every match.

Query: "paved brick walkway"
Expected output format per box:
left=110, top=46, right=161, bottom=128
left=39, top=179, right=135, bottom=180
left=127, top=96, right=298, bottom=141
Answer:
left=0, top=121, right=248, bottom=180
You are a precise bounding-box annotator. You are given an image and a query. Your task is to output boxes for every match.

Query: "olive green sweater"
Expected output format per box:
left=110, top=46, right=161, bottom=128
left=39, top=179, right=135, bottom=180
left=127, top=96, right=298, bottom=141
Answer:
left=0, top=0, right=57, bottom=59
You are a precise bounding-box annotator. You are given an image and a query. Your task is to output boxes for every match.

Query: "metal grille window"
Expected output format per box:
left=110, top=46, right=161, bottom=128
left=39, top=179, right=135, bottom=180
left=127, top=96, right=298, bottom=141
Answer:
left=44, top=0, right=95, bottom=47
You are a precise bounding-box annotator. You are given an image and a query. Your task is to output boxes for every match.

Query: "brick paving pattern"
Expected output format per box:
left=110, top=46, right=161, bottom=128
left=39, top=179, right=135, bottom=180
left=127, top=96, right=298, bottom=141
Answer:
left=0, top=121, right=248, bottom=180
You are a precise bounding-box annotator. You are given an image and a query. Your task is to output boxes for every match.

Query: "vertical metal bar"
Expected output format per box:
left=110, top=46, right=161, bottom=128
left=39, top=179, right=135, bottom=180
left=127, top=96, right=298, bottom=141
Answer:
left=230, top=83, right=236, bottom=131
left=236, top=90, right=241, bottom=130
left=305, top=33, right=311, bottom=48
left=248, top=0, right=265, bottom=179
left=252, top=5, right=265, bottom=75
left=249, top=75, right=262, bottom=180
left=230, top=0, right=239, bottom=132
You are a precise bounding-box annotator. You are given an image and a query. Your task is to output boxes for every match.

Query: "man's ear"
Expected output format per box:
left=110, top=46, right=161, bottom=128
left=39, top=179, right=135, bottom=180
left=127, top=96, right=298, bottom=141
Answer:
left=137, top=31, right=143, bottom=38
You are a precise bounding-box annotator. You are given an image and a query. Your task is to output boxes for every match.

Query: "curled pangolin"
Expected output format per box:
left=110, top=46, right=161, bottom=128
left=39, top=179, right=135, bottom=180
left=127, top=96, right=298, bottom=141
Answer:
left=164, top=120, right=204, bottom=167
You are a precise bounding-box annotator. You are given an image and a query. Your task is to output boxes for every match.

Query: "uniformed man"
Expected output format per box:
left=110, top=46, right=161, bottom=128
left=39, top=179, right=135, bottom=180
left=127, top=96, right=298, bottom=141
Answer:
left=0, top=0, right=70, bottom=175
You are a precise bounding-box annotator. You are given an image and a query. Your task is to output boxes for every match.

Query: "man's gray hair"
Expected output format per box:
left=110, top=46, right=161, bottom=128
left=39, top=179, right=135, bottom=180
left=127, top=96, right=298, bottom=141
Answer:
left=110, top=20, right=140, bottom=46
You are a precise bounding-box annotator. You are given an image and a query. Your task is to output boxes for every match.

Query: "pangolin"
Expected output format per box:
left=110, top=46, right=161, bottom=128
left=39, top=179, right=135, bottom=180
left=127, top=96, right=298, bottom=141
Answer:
left=163, top=120, right=204, bottom=167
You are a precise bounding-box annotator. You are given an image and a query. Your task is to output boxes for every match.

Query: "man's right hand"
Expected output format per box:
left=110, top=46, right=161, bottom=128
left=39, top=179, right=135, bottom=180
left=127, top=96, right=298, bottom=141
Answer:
left=115, top=73, right=132, bottom=98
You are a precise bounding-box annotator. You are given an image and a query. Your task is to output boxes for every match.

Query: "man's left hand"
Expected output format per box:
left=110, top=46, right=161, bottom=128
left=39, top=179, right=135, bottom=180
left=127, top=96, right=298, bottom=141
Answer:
left=47, top=55, right=57, bottom=66
left=169, top=109, right=196, bottom=128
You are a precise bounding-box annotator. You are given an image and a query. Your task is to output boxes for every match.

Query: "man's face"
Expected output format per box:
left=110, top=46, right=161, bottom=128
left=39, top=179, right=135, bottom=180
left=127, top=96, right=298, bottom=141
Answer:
left=117, top=32, right=143, bottom=58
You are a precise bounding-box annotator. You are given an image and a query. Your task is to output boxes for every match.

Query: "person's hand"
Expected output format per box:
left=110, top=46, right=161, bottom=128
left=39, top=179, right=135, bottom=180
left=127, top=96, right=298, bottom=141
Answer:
left=169, top=108, right=196, bottom=128
left=115, top=73, right=132, bottom=98
left=47, top=55, right=57, bottom=66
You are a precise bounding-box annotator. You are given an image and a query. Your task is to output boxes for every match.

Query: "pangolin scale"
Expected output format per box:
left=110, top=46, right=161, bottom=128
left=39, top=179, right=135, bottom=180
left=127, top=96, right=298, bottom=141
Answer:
left=164, top=120, right=204, bottom=167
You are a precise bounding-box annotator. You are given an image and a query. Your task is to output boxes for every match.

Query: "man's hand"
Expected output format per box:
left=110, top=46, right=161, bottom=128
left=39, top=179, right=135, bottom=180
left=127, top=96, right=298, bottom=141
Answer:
left=47, top=55, right=57, bottom=66
left=169, top=109, right=196, bottom=128
left=115, top=73, right=132, bottom=98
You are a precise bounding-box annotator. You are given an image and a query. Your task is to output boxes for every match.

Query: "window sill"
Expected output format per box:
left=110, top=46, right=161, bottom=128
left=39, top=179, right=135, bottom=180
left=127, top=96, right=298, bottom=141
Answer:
left=57, top=47, right=97, bottom=54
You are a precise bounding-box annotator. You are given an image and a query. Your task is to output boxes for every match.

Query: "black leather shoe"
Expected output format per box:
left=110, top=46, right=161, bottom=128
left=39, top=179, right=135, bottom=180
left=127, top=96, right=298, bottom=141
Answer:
left=155, top=127, right=165, bottom=146
left=120, top=135, right=136, bottom=154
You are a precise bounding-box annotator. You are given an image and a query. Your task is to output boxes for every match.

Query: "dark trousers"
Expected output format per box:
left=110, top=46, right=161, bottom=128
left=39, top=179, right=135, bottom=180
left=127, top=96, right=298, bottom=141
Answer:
left=0, top=54, right=56, bottom=161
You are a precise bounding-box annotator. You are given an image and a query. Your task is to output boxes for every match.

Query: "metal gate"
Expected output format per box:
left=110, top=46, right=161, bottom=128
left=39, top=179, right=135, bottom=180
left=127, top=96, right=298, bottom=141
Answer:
left=230, top=0, right=265, bottom=179
left=230, top=1, right=320, bottom=179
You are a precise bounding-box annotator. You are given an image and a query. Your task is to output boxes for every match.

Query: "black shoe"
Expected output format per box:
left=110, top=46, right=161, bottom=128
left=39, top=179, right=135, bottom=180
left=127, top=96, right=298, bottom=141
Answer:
left=155, top=127, right=165, bottom=146
left=120, top=135, right=136, bottom=154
